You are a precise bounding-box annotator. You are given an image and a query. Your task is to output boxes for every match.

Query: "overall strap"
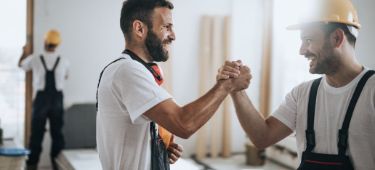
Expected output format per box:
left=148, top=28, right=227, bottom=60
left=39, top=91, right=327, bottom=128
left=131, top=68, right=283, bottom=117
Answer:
left=150, top=122, right=157, bottom=140
left=96, top=57, right=126, bottom=111
left=123, top=49, right=163, bottom=82
left=338, top=70, right=375, bottom=155
left=305, top=77, right=322, bottom=152
left=40, top=55, right=48, bottom=71
left=52, top=57, right=61, bottom=71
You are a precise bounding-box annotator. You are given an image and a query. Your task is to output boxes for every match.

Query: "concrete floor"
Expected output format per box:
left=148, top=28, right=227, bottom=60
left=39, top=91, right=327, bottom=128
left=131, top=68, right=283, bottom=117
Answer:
left=199, top=154, right=293, bottom=170
left=38, top=150, right=294, bottom=170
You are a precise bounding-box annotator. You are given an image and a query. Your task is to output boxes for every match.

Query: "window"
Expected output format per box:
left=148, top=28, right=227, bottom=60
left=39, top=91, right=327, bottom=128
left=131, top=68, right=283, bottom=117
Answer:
left=0, top=0, right=27, bottom=144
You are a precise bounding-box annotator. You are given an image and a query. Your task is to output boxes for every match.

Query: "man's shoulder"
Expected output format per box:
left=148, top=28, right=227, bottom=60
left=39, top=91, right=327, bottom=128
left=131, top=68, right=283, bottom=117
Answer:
left=365, top=70, right=375, bottom=87
left=28, top=54, right=39, bottom=60
left=283, top=78, right=321, bottom=102
left=292, top=78, right=319, bottom=93
left=110, top=56, right=150, bottom=79
left=115, top=57, right=145, bottom=72
left=362, top=73, right=375, bottom=97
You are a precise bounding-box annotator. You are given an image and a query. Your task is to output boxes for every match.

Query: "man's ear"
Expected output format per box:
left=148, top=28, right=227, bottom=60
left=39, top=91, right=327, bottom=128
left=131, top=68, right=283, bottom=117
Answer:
left=132, top=20, right=147, bottom=39
left=330, top=28, right=345, bottom=48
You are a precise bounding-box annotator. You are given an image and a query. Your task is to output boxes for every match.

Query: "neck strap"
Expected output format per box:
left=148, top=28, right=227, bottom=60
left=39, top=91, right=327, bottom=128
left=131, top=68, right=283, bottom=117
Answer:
left=123, top=49, right=163, bottom=84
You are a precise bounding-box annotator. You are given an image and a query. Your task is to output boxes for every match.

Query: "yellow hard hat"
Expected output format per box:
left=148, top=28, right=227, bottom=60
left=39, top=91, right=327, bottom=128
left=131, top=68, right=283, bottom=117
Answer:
left=44, top=29, right=61, bottom=45
left=287, top=0, right=361, bottom=30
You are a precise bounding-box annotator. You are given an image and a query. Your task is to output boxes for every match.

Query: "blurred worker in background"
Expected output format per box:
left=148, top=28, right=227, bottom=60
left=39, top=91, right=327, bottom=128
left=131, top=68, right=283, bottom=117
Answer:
left=19, top=29, right=70, bottom=170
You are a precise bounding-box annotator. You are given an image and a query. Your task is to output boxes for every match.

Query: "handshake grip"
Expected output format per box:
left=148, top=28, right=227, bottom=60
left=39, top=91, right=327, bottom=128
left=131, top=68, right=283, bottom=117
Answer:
left=230, top=66, right=252, bottom=91
left=218, top=64, right=252, bottom=92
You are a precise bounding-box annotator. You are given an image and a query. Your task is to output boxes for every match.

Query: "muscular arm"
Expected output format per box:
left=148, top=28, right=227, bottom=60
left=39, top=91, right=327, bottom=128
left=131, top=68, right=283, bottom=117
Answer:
left=145, top=80, right=234, bottom=139
left=231, top=91, right=292, bottom=149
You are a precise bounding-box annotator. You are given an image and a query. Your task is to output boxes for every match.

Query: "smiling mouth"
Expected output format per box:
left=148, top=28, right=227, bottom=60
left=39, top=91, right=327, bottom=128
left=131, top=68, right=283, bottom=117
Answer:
left=306, top=55, right=317, bottom=61
left=162, top=43, right=171, bottom=53
left=163, top=42, right=172, bottom=48
left=163, top=40, right=172, bottom=44
left=305, top=56, right=317, bottom=67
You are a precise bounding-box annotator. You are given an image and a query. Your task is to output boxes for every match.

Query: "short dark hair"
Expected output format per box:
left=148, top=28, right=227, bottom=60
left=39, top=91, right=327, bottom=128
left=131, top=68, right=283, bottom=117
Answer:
left=322, top=23, right=357, bottom=47
left=120, top=0, right=174, bottom=40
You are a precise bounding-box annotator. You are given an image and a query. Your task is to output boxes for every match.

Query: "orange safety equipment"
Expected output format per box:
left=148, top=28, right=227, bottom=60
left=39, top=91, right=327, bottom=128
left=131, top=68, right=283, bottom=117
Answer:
left=287, top=0, right=360, bottom=30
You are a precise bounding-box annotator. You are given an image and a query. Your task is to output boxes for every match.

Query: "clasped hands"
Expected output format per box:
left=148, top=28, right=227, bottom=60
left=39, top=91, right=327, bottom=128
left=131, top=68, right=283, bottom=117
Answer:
left=217, top=60, right=252, bottom=92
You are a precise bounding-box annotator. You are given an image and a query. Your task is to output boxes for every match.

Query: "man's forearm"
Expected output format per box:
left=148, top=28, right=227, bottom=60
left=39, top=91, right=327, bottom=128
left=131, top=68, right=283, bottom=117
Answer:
left=146, top=68, right=249, bottom=139
left=231, top=91, right=270, bottom=148
left=179, top=80, right=231, bottom=137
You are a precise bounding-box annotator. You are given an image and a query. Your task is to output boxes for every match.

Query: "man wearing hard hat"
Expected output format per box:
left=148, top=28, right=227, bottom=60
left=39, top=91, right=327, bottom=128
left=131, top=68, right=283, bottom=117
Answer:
left=217, top=0, right=374, bottom=169
left=19, top=29, right=69, bottom=170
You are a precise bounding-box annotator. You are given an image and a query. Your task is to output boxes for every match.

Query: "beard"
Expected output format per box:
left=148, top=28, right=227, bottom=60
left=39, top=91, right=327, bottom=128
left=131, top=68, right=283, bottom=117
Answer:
left=307, top=40, right=340, bottom=75
left=145, top=30, right=170, bottom=62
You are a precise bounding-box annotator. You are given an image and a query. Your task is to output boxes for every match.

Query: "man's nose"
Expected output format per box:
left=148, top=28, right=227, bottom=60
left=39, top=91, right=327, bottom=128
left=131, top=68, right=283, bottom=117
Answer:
left=169, top=30, right=176, bottom=41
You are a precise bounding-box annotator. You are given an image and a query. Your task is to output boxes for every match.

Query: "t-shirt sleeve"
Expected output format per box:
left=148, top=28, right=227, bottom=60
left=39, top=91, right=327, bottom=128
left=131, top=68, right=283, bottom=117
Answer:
left=112, top=62, right=172, bottom=124
left=272, top=86, right=300, bottom=131
left=20, top=55, right=33, bottom=71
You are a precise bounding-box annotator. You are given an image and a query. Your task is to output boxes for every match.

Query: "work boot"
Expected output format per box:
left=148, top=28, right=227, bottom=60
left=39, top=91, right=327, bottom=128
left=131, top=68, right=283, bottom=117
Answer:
left=26, top=164, right=37, bottom=170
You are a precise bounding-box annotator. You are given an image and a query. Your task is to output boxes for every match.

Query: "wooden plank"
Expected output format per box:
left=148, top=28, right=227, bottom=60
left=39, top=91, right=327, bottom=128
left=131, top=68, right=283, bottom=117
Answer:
left=209, top=16, right=227, bottom=158
left=195, top=16, right=212, bottom=160
left=259, top=0, right=273, bottom=117
left=221, top=16, right=232, bottom=158
left=209, top=16, right=219, bottom=158
left=24, top=0, right=34, bottom=147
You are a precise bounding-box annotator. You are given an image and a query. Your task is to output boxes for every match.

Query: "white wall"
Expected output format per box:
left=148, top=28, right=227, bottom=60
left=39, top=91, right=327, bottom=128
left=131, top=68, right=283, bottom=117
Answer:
left=229, top=0, right=265, bottom=153
left=34, top=0, right=124, bottom=107
left=353, top=0, right=375, bottom=69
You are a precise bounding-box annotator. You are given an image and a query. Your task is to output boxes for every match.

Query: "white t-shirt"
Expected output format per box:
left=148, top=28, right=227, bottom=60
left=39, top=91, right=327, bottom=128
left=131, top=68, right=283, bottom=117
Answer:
left=20, top=52, right=69, bottom=94
left=96, top=53, right=172, bottom=170
left=272, top=69, right=375, bottom=170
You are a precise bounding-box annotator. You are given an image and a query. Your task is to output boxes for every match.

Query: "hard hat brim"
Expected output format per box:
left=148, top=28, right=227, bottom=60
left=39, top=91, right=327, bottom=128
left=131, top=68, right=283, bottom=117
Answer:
left=287, top=21, right=361, bottom=31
